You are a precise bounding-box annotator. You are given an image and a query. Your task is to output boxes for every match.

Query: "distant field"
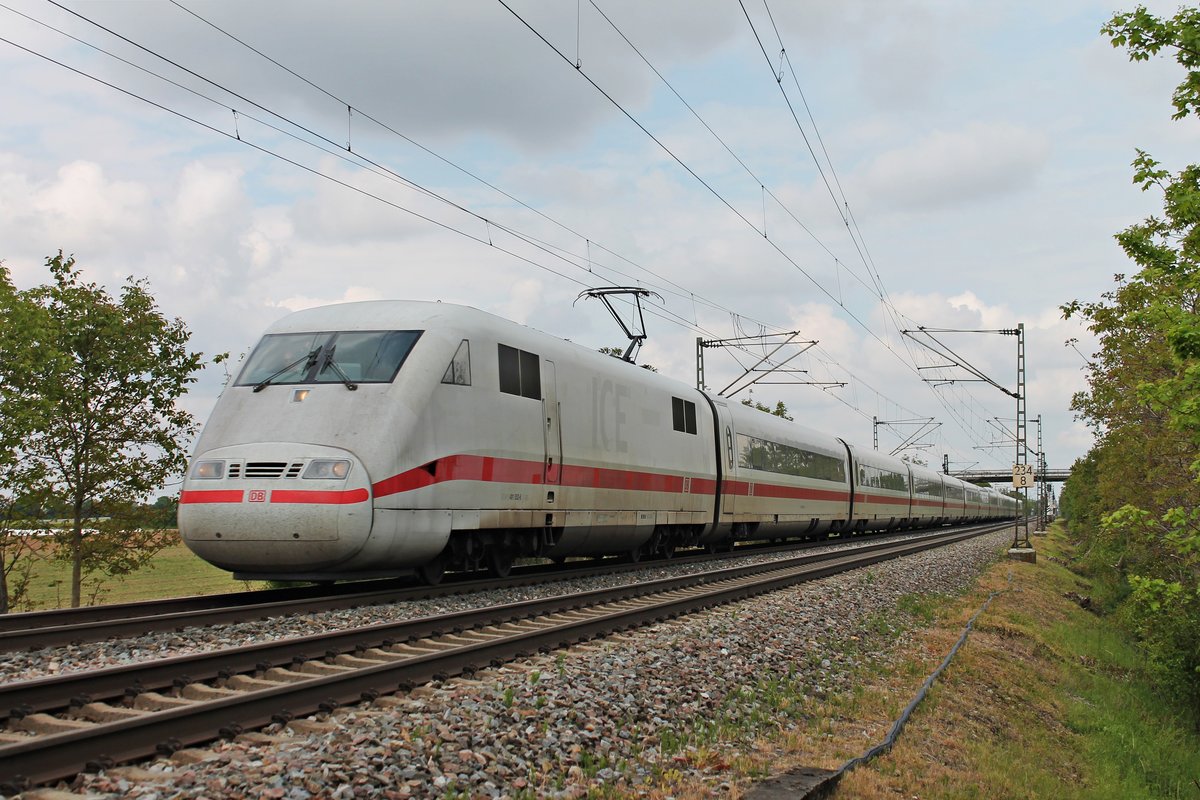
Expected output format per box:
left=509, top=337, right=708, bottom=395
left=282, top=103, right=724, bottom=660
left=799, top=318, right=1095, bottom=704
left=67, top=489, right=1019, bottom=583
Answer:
left=18, top=538, right=261, bottom=610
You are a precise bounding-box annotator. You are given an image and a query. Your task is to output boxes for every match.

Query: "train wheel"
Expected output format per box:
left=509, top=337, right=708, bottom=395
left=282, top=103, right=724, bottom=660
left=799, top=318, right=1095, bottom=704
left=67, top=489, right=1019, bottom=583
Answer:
left=626, top=547, right=643, bottom=563
left=417, top=555, right=446, bottom=586
left=487, top=547, right=514, bottom=578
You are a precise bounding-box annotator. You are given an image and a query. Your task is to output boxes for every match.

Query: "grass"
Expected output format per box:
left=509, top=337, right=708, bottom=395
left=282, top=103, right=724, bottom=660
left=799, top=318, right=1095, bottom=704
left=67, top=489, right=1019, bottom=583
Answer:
left=633, top=522, right=1200, bottom=799
left=18, top=537, right=257, bottom=610
left=825, top=522, right=1200, bottom=799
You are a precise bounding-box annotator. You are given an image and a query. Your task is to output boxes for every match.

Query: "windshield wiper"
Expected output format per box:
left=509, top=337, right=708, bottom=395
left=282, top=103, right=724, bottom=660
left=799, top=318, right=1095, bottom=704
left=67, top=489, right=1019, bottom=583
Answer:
left=320, top=346, right=358, bottom=391
left=252, top=348, right=320, bottom=392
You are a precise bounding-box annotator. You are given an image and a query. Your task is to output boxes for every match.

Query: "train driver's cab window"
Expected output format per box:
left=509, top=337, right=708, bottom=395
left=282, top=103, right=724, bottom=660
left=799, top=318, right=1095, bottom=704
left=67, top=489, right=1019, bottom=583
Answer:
left=442, top=340, right=471, bottom=385
left=498, top=344, right=541, bottom=399
left=235, top=330, right=422, bottom=387
left=672, top=397, right=697, bottom=434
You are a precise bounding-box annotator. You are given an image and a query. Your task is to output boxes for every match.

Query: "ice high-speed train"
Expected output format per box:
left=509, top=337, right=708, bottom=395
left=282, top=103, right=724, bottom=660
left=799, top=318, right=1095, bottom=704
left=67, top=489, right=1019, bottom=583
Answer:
left=179, top=301, right=1017, bottom=583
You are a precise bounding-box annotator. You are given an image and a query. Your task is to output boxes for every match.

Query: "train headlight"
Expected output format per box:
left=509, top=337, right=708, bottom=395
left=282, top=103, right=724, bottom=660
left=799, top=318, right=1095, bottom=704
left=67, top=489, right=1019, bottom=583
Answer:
left=303, top=459, right=351, bottom=480
left=191, top=460, right=225, bottom=480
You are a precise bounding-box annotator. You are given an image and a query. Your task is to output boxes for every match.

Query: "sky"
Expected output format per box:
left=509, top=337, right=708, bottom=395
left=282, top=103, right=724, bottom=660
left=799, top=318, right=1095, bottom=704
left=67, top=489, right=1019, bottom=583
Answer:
left=1, top=0, right=1196, bottom=491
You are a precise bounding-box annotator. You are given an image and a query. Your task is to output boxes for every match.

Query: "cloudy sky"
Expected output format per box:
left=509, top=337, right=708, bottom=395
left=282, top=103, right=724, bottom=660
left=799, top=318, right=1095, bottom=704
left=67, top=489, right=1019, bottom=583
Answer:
left=2, top=0, right=1195, bottom=489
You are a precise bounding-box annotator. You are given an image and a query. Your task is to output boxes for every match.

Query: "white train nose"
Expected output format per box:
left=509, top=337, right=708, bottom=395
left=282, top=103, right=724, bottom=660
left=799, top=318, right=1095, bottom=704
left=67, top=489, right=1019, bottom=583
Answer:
left=178, top=443, right=372, bottom=572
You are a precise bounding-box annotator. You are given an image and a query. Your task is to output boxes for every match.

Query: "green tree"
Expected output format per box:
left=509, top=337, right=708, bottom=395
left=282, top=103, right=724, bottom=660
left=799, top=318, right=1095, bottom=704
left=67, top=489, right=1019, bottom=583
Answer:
left=595, top=343, right=662, bottom=371
left=0, top=262, right=56, bottom=612
left=1060, top=5, right=1200, bottom=711
left=740, top=396, right=793, bottom=421
left=0, top=252, right=206, bottom=608
left=598, top=346, right=658, bottom=372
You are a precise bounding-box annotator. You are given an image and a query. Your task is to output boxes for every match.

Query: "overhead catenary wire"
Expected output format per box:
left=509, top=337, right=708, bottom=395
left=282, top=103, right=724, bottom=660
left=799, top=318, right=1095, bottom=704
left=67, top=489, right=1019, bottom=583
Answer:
left=519, top=1, right=1009, bottom=464
left=496, top=0, right=947, bottom=380
left=740, top=0, right=1012, bottom=464
left=5, top=6, right=816, bottom=391
left=160, top=0, right=863, bottom=366
left=3, top=3, right=731, bottom=336
left=161, top=0, right=979, bottom=441
left=5, top=2, right=1008, bottom=467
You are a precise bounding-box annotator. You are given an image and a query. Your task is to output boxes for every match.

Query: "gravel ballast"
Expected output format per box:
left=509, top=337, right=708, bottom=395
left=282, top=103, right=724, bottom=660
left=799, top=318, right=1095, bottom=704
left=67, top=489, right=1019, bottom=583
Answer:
left=3, top=531, right=966, bottom=684
left=24, top=528, right=1014, bottom=799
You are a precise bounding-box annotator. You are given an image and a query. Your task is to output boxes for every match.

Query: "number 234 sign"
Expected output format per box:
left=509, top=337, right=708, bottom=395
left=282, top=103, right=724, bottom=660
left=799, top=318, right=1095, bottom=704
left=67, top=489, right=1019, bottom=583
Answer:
left=1012, top=465, right=1035, bottom=488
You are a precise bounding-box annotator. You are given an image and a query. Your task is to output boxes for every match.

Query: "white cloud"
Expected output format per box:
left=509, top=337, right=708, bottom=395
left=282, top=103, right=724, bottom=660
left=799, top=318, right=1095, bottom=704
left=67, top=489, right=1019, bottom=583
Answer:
left=501, top=278, right=545, bottom=325
left=858, top=123, right=1051, bottom=211
left=21, top=161, right=151, bottom=255
left=276, top=285, right=385, bottom=313
left=0, top=0, right=1171, bottom=475
left=167, top=162, right=247, bottom=246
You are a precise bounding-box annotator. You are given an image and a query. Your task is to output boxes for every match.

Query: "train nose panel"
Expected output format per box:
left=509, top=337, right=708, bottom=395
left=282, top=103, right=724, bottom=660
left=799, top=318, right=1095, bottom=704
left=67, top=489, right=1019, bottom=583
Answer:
left=179, top=443, right=372, bottom=571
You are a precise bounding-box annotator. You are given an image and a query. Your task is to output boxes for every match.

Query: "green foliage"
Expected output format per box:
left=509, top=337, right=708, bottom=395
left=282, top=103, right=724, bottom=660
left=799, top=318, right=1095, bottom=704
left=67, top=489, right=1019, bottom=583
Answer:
left=739, top=397, right=794, bottom=421
left=0, top=252, right=206, bottom=608
left=1102, top=6, right=1200, bottom=121
left=0, top=261, right=55, bottom=613
left=1060, top=5, right=1200, bottom=716
left=597, top=346, right=658, bottom=371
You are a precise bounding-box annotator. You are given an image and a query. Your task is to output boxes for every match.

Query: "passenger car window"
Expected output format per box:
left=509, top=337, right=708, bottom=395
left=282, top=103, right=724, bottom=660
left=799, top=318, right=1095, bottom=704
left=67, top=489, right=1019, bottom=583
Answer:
left=498, top=343, right=541, bottom=399
left=671, top=397, right=697, bottom=434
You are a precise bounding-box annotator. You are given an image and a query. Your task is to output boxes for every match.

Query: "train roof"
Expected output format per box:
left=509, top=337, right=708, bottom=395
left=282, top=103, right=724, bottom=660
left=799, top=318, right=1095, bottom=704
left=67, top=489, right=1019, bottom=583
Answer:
left=262, top=299, right=704, bottom=396
left=263, top=300, right=504, bottom=334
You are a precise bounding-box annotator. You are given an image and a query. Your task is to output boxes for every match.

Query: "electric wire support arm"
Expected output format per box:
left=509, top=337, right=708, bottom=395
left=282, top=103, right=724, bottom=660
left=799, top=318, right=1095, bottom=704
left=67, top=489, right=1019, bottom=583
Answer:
left=574, top=287, right=663, bottom=364
left=901, top=324, right=1034, bottom=556
left=872, top=416, right=940, bottom=456
left=695, top=332, right=843, bottom=396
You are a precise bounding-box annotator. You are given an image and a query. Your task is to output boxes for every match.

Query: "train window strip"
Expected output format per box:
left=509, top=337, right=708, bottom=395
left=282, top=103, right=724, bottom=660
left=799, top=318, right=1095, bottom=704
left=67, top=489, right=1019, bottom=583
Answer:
left=735, top=433, right=846, bottom=483
left=672, top=397, right=697, bottom=434
left=441, top=340, right=471, bottom=386
left=498, top=343, right=541, bottom=399
left=856, top=463, right=909, bottom=493
left=912, top=477, right=944, bottom=497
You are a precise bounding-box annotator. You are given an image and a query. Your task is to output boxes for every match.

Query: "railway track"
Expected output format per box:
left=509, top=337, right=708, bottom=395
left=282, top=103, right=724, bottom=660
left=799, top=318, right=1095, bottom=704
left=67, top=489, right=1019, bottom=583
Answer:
left=0, top=522, right=1008, bottom=793
left=0, top=530, right=945, bottom=653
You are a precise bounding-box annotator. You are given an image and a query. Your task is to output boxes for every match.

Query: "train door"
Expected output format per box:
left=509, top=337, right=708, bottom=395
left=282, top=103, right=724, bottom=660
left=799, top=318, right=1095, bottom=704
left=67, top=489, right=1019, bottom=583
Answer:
left=543, top=360, right=562, bottom=484
left=714, top=401, right=736, bottom=521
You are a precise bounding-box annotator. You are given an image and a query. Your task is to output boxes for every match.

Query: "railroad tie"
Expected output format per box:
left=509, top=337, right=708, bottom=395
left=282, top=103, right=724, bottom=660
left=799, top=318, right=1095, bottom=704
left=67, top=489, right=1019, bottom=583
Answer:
left=12, top=714, right=93, bottom=735
left=262, top=666, right=317, bottom=683
left=131, top=691, right=193, bottom=711
left=223, top=674, right=287, bottom=692
left=74, top=702, right=145, bottom=723
left=180, top=683, right=240, bottom=701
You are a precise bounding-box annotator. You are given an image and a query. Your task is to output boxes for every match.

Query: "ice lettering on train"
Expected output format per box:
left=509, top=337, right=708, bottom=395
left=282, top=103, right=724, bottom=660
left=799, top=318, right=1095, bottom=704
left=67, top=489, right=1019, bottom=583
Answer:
left=591, top=377, right=629, bottom=454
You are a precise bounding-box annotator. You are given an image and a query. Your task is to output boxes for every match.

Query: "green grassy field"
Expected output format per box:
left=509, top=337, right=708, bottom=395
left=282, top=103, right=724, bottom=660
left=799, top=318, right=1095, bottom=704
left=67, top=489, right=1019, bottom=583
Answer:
left=19, top=539, right=259, bottom=610
left=829, top=522, right=1200, bottom=799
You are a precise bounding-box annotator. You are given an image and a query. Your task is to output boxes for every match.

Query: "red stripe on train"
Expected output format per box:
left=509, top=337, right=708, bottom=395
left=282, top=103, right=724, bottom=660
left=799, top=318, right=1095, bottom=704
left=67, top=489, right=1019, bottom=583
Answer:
left=270, top=489, right=370, bottom=505
left=180, top=490, right=244, bottom=504
left=372, top=454, right=720, bottom=499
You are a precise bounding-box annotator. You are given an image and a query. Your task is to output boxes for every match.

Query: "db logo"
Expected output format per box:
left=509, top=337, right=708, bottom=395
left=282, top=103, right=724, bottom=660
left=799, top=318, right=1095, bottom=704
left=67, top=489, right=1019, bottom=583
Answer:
left=248, top=490, right=267, bottom=503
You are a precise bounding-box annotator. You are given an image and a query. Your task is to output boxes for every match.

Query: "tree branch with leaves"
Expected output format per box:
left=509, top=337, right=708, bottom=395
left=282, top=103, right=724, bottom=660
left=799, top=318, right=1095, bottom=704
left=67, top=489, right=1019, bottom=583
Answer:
left=0, top=253, right=208, bottom=608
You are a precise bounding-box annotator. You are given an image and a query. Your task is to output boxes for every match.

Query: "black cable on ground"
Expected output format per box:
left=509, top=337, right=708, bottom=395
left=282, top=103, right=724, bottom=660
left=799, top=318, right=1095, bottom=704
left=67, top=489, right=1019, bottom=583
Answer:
left=749, top=573, right=1012, bottom=799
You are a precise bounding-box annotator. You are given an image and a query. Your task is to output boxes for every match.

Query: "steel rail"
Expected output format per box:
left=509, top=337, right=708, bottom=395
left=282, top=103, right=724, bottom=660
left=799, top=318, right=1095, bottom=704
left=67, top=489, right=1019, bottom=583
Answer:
left=0, top=547, right=741, bottom=651
left=0, top=524, right=997, bottom=720
left=0, top=528, right=976, bottom=652
left=0, top=523, right=1008, bottom=791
